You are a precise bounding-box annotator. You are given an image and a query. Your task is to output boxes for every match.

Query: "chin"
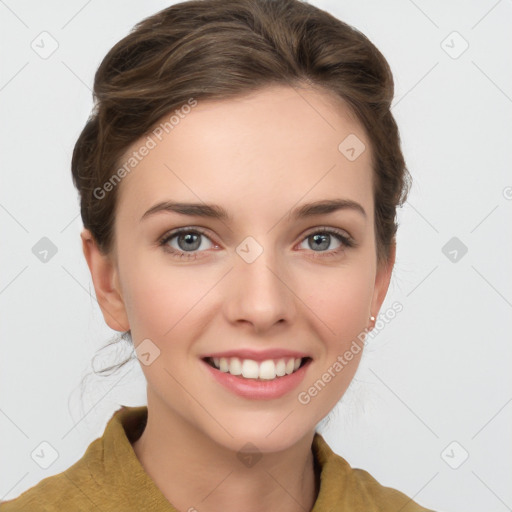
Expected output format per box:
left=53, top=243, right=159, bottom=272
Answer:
left=201, top=415, right=315, bottom=455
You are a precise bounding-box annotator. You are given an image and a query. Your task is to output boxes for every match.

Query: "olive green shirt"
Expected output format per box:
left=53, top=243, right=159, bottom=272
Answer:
left=1, top=406, right=435, bottom=511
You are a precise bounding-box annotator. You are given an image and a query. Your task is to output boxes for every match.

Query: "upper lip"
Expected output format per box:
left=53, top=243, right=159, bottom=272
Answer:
left=201, top=349, right=311, bottom=362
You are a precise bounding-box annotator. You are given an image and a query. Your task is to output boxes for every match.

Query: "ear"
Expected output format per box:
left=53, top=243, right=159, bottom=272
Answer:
left=80, top=228, right=130, bottom=332
left=369, top=239, right=396, bottom=320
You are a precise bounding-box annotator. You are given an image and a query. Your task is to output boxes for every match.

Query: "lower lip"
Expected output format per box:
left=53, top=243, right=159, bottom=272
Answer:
left=201, top=358, right=311, bottom=400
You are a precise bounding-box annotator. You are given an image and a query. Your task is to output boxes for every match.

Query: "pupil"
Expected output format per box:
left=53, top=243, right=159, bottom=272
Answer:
left=311, top=233, right=329, bottom=251
left=179, top=233, right=200, bottom=251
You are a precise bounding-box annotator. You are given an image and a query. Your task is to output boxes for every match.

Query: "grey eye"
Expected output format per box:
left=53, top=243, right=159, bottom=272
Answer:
left=163, top=231, right=214, bottom=252
left=299, top=232, right=343, bottom=252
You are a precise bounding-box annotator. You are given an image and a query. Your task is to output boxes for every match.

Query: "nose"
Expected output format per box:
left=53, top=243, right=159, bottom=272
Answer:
left=223, top=245, right=297, bottom=334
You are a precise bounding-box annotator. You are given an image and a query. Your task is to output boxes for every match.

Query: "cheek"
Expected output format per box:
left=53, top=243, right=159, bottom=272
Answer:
left=296, top=266, right=374, bottom=414
left=325, top=281, right=372, bottom=332
left=120, top=255, right=216, bottom=342
left=300, top=263, right=375, bottom=342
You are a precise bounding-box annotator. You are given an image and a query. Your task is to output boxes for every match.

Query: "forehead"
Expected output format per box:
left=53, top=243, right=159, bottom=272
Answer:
left=115, top=84, right=374, bottom=224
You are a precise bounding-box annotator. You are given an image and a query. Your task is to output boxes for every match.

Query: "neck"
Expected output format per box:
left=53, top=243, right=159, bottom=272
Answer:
left=132, top=394, right=320, bottom=512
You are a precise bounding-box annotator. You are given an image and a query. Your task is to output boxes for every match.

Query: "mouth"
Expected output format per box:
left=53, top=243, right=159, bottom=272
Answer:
left=202, top=356, right=312, bottom=381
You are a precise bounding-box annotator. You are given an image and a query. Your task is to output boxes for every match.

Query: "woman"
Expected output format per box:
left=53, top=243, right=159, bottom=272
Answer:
left=1, top=0, right=435, bottom=510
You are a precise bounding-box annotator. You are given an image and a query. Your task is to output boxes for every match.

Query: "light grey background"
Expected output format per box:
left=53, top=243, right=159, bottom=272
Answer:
left=1, top=1, right=511, bottom=511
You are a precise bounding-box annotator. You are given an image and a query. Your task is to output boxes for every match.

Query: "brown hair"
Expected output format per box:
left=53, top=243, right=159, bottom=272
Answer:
left=72, top=0, right=410, bottom=379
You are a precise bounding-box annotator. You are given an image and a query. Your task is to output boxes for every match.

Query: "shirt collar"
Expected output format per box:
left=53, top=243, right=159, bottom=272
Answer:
left=103, top=404, right=349, bottom=511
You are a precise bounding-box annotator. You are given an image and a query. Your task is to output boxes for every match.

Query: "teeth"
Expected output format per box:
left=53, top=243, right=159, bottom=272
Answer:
left=275, top=359, right=286, bottom=376
left=208, top=356, right=305, bottom=380
left=219, top=357, right=229, bottom=372
left=229, top=357, right=242, bottom=375
left=242, top=359, right=259, bottom=378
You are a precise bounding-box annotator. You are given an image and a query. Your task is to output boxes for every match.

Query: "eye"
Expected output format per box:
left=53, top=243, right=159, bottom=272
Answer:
left=158, top=228, right=216, bottom=260
left=158, top=226, right=356, bottom=261
left=297, top=228, right=355, bottom=257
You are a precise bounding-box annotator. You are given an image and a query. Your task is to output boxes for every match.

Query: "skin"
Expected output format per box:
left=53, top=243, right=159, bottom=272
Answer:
left=81, top=84, right=395, bottom=512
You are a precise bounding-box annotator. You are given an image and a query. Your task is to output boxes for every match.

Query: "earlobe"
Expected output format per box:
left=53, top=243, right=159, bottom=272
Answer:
left=80, top=228, right=130, bottom=332
left=369, top=240, right=396, bottom=322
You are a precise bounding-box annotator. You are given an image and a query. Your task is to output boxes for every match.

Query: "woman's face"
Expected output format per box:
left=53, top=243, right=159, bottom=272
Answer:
left=86, top=84, right=393, bottom=453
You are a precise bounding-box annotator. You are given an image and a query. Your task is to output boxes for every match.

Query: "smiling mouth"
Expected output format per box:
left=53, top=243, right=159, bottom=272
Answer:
left=203, top=356, right=311, bottom=381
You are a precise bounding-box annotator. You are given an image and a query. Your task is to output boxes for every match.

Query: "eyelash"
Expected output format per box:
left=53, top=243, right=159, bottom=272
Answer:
left=158, top=226, right=356, bottom=261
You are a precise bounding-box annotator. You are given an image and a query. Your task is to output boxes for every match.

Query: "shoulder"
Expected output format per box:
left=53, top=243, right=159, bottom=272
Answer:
left=0, top=406, right=144, bottom=512
left=345, top=466, right=436, bottom=511
left=0, top=439, right=103, bottom=511
left=312, top=433, right=436, bottom=511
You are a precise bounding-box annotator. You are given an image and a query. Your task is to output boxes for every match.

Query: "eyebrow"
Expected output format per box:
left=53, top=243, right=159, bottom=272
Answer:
left=140, top=198, right=366, bottom=222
